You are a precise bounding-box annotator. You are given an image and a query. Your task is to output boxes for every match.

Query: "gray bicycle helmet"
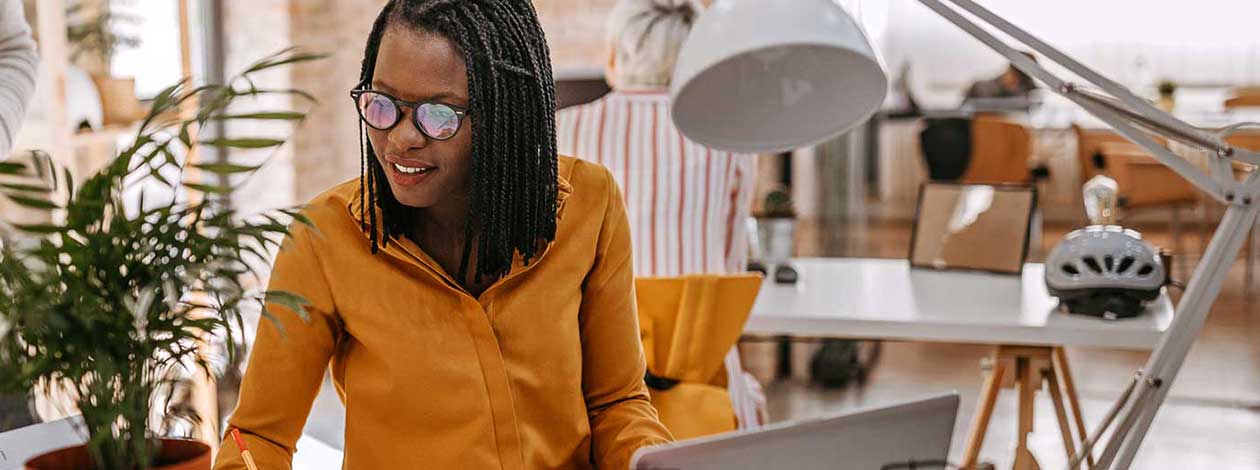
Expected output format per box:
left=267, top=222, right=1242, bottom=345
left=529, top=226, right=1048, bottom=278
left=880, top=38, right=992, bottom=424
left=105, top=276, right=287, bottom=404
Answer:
left=1045, top=225, right=1166, bottom=319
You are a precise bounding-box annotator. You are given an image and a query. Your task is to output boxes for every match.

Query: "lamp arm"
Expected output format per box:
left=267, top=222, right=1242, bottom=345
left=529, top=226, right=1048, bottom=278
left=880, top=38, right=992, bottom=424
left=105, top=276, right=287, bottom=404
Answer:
left=1070, top=88, right=1260, bottom=168
left=1066, top=87, right=1228, bottom=201
left=913, top=0, right=1260, bottom=468
left=1071, top=89, right=1214, bottom=149
left=1068, top=91, right=1224, bottom=201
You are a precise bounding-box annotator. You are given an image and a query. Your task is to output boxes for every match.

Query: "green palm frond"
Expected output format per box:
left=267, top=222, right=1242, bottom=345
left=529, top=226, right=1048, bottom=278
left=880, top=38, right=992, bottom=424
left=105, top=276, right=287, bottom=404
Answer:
left=0, top=48, right=325, bottom=470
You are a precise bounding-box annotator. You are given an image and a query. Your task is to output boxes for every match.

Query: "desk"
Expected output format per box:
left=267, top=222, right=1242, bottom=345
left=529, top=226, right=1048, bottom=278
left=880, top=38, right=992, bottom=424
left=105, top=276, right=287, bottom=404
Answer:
left=745, top=258, right=1174, bottom=469
left=874, top=110, right=1260, bottom=221
left=747, top=258, right=1172, bottom=349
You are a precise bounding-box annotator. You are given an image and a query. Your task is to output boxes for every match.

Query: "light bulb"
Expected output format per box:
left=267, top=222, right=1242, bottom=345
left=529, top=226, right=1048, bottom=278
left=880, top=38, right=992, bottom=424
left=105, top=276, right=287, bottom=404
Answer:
left=1083, top=174, right=1119, bottom=225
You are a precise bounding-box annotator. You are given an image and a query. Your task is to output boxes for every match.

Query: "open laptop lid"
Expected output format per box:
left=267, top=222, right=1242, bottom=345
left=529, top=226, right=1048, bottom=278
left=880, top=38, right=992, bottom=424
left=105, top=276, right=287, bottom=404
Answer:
left=632, top=393, right=959, bottom=470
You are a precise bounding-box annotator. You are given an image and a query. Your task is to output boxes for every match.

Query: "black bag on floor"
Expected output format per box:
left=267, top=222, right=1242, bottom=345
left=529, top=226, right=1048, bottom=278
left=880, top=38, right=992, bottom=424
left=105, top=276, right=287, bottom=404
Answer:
left=810, top=339, right=861, bottom=388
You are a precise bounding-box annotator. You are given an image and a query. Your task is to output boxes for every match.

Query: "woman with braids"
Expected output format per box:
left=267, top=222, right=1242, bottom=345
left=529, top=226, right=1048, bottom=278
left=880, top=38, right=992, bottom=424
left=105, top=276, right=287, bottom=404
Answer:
left=214, top=1, right=673, bottom=468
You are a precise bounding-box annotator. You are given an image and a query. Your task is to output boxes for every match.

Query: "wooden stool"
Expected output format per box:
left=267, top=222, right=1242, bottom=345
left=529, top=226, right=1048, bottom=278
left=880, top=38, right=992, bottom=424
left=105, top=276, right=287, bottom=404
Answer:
left=961, top=346, right=1093, bottom=470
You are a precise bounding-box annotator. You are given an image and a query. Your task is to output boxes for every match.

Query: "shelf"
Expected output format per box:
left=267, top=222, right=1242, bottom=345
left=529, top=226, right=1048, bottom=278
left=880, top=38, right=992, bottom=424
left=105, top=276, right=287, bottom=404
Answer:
left=71, top=123, right=139, bottom=147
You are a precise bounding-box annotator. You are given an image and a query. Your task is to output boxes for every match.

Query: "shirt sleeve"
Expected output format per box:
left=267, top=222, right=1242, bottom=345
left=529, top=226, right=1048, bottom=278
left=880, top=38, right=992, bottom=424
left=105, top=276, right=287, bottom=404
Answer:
left=580, top=167, right=674, bottom=469
left=214, top=222, right=341, bottom=470
left=0, top=0, right=38, bottom=157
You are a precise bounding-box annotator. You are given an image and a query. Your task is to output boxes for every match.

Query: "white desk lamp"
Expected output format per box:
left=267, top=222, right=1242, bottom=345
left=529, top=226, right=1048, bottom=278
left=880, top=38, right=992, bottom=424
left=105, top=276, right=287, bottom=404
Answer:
left=670, top=0, right=1260, bottom=468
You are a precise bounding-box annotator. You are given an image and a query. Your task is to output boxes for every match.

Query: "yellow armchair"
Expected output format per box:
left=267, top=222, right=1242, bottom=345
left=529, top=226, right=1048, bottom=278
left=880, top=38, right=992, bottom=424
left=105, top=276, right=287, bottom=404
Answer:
left=635, top=274, right=763, bottom=440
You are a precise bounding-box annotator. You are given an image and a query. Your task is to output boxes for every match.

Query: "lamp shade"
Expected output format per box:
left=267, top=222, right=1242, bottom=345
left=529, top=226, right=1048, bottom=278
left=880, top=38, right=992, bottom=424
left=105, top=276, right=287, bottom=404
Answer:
left=670, top=0, right=888, bottom=154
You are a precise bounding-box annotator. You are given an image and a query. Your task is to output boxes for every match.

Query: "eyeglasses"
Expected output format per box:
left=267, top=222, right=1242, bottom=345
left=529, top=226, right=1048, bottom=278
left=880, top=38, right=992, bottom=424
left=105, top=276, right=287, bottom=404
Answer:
left=350, top=89, right=468, bottom=141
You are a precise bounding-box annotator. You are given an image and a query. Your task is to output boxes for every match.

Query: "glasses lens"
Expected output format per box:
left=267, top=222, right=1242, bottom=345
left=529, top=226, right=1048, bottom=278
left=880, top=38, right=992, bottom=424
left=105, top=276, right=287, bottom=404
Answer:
left=358, top=92, right=398, bottom=130
left=415, top=103, right=461, bottom=140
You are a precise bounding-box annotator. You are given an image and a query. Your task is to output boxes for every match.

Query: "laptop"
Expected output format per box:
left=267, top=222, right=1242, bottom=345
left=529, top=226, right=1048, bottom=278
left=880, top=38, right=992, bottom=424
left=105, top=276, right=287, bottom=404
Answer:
left=631, top=393, right=959, bottom=470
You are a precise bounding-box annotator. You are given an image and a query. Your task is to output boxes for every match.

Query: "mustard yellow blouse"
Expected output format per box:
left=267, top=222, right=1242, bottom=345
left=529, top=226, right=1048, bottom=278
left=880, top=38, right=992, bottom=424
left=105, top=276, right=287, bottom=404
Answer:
left=214, top=157, right=672, bottom=469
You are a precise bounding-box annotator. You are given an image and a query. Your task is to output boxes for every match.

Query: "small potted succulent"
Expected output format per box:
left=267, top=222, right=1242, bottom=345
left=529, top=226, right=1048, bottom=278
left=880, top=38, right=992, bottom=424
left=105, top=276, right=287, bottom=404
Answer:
left=1157, top=79, right=1178, bottom=112
left=0, top=48, right=321, bottom=470
left=754, top=186, right=798, bottom=284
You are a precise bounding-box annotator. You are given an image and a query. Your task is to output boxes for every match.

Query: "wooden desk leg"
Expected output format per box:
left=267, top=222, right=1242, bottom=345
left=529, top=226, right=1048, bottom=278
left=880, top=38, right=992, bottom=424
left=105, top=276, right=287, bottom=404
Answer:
left=1013, top=357, right=1041, bottom=470
left=1054, top=347, right=1095, bottom=468
left=1044, top=367, right=1077, bottom=467
left=962, top=355, right=1007, bottom=469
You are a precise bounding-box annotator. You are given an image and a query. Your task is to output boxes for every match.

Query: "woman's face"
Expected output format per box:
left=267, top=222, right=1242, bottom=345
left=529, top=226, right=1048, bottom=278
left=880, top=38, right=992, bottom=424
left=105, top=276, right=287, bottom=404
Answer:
left=367, top=26, right=473, bottom=209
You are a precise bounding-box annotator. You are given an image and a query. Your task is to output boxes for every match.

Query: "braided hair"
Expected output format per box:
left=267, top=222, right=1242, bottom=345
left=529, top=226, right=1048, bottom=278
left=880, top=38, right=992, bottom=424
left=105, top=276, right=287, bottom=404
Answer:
left=357, top=0, right=559, bottom=283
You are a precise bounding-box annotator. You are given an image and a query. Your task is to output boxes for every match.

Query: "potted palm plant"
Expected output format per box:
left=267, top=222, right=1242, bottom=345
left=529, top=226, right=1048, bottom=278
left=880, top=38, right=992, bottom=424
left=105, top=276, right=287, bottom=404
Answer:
left=0, top=48, right=322, bottom=470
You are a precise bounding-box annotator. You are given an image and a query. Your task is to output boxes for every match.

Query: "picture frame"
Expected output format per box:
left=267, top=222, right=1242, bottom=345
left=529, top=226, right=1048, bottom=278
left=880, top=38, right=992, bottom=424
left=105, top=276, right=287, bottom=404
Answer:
left=908, top=181, right=1037, bottom=275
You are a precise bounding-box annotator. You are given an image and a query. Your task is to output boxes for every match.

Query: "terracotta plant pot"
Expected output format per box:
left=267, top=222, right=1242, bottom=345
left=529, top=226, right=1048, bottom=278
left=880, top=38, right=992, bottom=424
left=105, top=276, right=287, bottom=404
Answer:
left=1157, top=94, right=1176, bottom=113
left=25, top=439, right=211, bottom=470
left=755, top=216, right=797, bottom=266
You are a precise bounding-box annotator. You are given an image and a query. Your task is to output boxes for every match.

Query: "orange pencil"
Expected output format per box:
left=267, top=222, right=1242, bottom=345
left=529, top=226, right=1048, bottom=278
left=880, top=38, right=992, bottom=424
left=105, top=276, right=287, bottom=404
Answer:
left=230, top=428, right=260, bottom=470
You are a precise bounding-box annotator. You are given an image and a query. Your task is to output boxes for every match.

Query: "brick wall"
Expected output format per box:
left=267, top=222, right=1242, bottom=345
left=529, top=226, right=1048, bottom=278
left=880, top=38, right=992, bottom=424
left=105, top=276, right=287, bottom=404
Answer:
left=286, top=1, right=386, bottom=203
left=536, top=0, right=619, bottom=71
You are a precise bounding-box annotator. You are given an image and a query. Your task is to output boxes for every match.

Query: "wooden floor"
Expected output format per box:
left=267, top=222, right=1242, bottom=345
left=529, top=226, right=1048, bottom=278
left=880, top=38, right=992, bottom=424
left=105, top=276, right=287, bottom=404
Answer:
left=742, top=217, right=1260, bottom=469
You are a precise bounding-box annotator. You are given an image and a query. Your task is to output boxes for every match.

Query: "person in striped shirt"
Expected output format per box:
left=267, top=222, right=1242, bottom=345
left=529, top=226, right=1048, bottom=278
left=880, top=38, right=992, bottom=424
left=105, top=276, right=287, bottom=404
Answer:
left=556, top=0, right=766, bottom=430
left=0, top=0, right=38, bottom=432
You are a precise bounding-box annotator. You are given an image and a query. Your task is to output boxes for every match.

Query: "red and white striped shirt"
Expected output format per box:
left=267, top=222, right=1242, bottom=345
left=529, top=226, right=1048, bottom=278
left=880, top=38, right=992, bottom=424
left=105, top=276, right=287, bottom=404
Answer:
left=557, top=92, right=757, bottom=277
left=557, top=91, right=764, bottom=429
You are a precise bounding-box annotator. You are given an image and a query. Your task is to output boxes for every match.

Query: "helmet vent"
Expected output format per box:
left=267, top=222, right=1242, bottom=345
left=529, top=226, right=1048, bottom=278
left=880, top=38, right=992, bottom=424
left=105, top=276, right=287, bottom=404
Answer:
left=1061, top=263, right=1081, bottom=276
left=1083, top=256, right=1105, bottom=274
left=1137, top=264, right=1156, bottom=276
left=1117, top=256, right=1136, bottom=274
left=1104, top=255, right=1115, bottom=272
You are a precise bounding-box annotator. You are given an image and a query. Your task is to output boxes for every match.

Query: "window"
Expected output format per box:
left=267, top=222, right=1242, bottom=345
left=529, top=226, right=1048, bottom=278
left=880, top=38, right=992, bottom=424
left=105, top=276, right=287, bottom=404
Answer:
left=108, top=0, right=187, bottom=99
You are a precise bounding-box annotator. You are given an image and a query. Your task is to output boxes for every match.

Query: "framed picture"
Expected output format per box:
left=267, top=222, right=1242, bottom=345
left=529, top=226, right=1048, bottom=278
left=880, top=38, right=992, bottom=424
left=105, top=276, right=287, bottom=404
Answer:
left=909, top=182, right=1037, bottom=275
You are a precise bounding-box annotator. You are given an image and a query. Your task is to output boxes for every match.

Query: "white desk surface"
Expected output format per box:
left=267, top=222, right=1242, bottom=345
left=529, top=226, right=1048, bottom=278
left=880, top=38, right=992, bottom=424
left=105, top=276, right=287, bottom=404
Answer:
left=747, top=258, right=1174, bottom=350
